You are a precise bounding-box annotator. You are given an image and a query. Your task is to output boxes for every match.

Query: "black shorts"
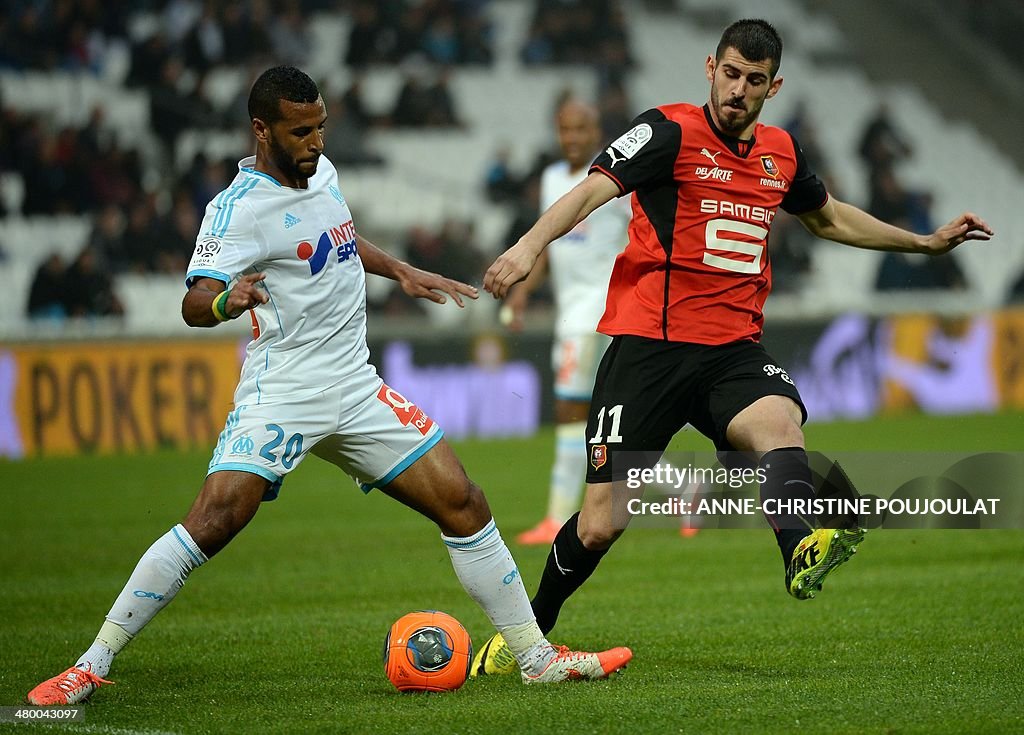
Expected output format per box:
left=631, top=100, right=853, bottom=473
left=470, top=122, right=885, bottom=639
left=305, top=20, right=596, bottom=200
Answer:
left=585, top=335, right=807, bottom=483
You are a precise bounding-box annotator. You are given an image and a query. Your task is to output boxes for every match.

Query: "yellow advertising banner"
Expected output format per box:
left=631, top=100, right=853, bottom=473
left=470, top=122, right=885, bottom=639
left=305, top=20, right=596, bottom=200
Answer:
left=881, top=308, right=1024, bottom=415
left=3, top=340, right=241, bottom=457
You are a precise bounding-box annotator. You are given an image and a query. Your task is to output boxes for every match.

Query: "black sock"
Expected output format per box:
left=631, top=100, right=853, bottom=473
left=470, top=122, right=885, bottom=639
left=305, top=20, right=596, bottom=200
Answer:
left=530, top=513, right=608, bottom=635
left=759, top=447, right=816, bottom=566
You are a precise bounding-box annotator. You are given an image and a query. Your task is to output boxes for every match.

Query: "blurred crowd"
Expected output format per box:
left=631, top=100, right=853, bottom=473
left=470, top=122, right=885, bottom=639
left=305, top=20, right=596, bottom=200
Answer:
left=3, top=2, right=1020, bottom=322
left=858, top=104, right=967, bottom=292
left=0, top=0, right=630, bottom=323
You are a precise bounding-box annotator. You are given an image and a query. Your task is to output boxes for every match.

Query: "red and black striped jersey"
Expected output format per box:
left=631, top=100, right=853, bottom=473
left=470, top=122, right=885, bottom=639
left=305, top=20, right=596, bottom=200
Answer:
left=590, top=103, right=828, bottom=345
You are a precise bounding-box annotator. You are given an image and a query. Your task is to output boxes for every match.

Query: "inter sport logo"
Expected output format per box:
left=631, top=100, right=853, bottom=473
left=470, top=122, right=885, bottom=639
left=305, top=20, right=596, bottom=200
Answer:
left=297, top=220, right=359, bottom=276
left=297, top=232, right=334, bottom=276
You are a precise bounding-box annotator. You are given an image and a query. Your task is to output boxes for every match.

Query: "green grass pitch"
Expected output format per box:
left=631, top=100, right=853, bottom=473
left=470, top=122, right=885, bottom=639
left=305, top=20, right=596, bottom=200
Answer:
left=1, top=413, right=1022, bottom=734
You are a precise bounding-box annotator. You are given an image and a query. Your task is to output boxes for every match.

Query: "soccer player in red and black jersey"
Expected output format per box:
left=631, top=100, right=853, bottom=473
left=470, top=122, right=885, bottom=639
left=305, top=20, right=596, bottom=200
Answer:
left=476, top=18, right=992, bottom=664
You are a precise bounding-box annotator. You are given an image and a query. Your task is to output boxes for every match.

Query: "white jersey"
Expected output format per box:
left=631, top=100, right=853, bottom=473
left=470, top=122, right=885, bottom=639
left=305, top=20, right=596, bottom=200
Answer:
left=187, top=155, right=373, bottom=405
left=541, top=160, right=631, bottom=339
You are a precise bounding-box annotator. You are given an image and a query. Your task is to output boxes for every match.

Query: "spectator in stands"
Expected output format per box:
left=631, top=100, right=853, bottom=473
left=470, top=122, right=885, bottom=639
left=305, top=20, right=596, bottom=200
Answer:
left=391, top=64, right=461, bottom=128
left=128, top=31, right=172, bottom=88
left=867, top=168, right=912, bottom=227
left=391, top=64, right=433, bottom=128
left=63, top=247, right=124, bottom=318
left=597, top=78, right=632, bottom=143
left=87, top=204, right=126, bottom=269
left=269, top=0, right=310, bottom=67
left=422, top=13, right=461, bottom=65
left=149, top=57, right=197, bottom=149
left=27, top=253, right=68, bottom=320
left=457, top=8, right=494, bottom=65
left=875, top=251, right=967, bottom=291
left=483, top=145, right=521, bottom=204
left=521, top=0, right=631, bottom=68
left=785, top=100, right=831, bottom=184
left=344, top=2, right=395, bottom=68
left=858, top=103, right=912, bottom=177
left=221, top=2, right=271, bottom=64
left=185, top=154, right=231, bottom=218
left=424, top=67, right=461, bottom=127
left=406, top=218, right=484, bottom=292
left=323, top=96, right=385, bottom=167
left=339, top=75, right=376, bottom=128
left=114, top=200, right=162, bottom=274
left=87, top=141, right=143, bottom=210
left=865, top=164, right=964, bottom=291
left=20, top=123, right=75, bottom=215
left=152, top=189, right=200, bottom=275
left=182, top=2, right=227, bottom=73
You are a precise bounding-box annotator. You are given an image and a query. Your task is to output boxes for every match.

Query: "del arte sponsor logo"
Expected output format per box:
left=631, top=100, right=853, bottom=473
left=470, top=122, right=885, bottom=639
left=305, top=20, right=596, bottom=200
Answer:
left=696, top=166, right=733, bottom=182
left=695, top=148, right=733, bottom=181
left=297, top=219, right=358, bottom=276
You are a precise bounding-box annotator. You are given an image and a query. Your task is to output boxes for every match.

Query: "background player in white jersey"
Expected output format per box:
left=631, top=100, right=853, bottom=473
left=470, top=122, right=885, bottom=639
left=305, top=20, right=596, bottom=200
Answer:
left=27, top=67, right=630, bottom=706
left=503, top=99, right=631, bottom=546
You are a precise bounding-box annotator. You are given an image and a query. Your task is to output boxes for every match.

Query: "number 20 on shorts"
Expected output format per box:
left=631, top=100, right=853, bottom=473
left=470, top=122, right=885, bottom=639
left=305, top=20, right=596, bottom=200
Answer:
left=259, top=424, right=304, bottom=469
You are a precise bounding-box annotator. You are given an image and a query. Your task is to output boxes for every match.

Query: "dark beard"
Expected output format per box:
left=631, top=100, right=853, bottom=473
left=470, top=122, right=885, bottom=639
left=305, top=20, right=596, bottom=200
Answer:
left=269, top=137, right=304, bottom=181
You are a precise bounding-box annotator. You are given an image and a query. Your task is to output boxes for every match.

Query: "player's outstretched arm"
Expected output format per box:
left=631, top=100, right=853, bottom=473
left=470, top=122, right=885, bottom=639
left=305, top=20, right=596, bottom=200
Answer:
left=357, top=234, right=478, bottom=307
left=502, top=249, right=550, bottom=332
left=181, top=274, right=268, bottom=327
left=484, top=172, right=619, bottom=299
left=798, top=197, right=993, bottom=254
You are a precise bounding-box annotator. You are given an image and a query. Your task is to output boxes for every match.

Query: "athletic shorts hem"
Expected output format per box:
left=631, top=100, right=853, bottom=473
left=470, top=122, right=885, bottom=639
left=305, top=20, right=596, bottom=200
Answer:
left=714, top=388, right=807, bottom=446
left=359, top=426, right=445, bottom=493
left=207, top=462, right=284, bottom=501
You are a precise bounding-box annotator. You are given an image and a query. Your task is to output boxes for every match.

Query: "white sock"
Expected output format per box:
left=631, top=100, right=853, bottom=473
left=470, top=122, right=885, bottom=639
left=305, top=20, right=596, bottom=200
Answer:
left=75, top=524, right=207, bottom=677
left=443, top=519, right=555, bottom=675
left=547, top=422, right=587, bottom=522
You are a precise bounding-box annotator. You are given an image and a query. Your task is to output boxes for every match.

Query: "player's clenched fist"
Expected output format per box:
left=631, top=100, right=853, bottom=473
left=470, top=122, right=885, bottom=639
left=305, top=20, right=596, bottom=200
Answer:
left=484, top=241, right=541, bottom=299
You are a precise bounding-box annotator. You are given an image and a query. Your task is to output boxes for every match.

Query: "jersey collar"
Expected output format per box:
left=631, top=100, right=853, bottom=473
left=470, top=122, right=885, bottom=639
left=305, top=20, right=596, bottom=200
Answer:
left=702, top=104, right=756, bottom=158
left=237, top=156, right=285, bottom=187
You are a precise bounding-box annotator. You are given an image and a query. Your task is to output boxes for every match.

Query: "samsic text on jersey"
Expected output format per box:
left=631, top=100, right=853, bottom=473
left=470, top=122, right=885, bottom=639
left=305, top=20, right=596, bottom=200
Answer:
left=590, top=103, right=828, bottom=345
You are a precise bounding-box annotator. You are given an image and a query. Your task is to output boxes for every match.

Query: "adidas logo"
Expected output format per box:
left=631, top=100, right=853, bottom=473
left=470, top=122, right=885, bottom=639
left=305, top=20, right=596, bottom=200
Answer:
left=284, top=212, right=301, bottom=229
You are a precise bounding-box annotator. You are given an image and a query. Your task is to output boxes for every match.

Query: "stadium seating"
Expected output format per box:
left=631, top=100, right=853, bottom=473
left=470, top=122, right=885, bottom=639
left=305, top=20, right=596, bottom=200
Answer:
left=1, top=0, right=1021, bottom=337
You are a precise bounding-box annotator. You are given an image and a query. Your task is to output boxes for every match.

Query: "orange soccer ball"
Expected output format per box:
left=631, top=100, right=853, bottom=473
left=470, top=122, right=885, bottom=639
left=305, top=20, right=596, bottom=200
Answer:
left=383, top=611, right=473, bottom=692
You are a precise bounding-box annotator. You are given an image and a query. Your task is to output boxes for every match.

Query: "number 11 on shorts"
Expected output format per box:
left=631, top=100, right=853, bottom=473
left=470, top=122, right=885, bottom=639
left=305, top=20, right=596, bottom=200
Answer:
left=590, top=404, right=624, bottom=443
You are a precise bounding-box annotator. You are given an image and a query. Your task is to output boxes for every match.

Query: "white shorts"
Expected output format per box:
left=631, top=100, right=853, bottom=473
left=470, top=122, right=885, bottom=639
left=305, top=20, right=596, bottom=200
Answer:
left=208, top=377, right=443, bottom=500
left=552, top=332, right=612, bottom=401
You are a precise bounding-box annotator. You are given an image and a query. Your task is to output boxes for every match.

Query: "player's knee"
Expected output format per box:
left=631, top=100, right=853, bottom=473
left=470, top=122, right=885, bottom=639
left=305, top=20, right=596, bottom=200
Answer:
left=183, top=507, right=241, bottom=557
left=439, top=478, right=491, bottom=537
left=184, top=490, right=259, bottom=556
left=576, top=513, right=621, bottom=551
left=772, top=417, right=805, bottom=450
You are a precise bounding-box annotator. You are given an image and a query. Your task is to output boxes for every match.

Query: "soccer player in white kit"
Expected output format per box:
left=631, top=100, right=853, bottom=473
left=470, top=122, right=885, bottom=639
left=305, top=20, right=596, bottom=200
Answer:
left=27, top=67, right=631, bottom=706
left=504, top=99, right=631, bottom=546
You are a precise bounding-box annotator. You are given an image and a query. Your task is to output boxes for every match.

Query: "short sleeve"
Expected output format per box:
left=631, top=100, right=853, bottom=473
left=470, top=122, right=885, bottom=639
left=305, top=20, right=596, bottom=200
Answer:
left=780, top=132, right=828, bottom=215
left=185, top=186, right=262, bottom=288
left=590, top=108, right=682, bottom=196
